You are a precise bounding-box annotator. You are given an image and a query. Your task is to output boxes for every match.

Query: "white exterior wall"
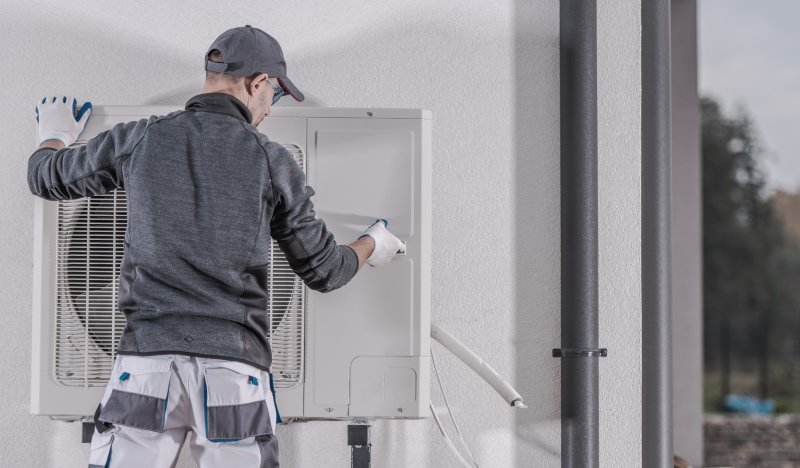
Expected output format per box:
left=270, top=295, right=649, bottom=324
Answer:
left=0, top=1, right=642, bottom=466
left=597, top=1, right=643, bottom=465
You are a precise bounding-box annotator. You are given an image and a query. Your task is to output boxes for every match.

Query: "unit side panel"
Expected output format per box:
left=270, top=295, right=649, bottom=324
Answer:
left=304, top=118, right=428, bottom=418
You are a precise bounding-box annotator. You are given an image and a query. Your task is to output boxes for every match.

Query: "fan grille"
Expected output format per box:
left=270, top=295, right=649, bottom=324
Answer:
left=54, top=144, right=306, bottom=389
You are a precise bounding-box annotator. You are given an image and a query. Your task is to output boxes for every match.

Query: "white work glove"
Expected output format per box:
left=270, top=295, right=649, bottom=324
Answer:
left=359, top=219, right=406, bottom=267
left=35, top=96, right=92, bottom=147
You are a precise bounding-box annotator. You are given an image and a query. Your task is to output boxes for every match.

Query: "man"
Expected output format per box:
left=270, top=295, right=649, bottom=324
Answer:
left=28, top=25, right=405, bottom=468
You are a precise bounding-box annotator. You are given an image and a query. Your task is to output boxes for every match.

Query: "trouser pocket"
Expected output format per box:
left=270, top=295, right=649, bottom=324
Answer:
left=98, top=354, right=174, bottom=432
left=200, top=359, right=273, bottom=442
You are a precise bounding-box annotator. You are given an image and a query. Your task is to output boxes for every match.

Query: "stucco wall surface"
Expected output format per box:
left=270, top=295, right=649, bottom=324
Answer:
left=597, top=0, right=643, bottom=465
left=0, top=1, right=641, bottom=466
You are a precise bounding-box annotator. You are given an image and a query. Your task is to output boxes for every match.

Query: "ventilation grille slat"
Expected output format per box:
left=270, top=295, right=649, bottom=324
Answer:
left=54, top=144, right=306, bottom=389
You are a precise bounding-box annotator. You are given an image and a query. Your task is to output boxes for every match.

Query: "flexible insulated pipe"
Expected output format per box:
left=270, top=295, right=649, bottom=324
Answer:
left=430, top=323, right=526, bottom=408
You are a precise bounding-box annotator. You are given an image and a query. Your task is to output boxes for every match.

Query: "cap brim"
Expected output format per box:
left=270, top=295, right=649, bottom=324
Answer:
left=277, top=76, right=305, bottom=102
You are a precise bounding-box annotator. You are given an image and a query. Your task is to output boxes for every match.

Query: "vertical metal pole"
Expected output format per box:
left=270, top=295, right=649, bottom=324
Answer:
left=642, top=0, right=673, bottom=467
left=559, top=1, right=599, bottom=467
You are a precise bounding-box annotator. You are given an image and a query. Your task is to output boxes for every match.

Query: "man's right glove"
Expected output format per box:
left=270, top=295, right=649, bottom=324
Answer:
left=359, top=219, right=406, bottom=267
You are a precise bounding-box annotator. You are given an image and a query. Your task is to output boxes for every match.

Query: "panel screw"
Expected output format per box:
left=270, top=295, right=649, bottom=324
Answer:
left=397, top=408, right=403, bottom=413
left=325, top=407, right=334, bottom=413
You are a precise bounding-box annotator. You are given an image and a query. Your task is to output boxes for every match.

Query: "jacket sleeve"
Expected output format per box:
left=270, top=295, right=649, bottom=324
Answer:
left=267, top=142, right=359, bottom=293
left=27, top=118, right=150, bottom=200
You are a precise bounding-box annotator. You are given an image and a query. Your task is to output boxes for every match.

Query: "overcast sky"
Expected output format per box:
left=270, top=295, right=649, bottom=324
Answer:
left=700, top=0, right=800, bottom=192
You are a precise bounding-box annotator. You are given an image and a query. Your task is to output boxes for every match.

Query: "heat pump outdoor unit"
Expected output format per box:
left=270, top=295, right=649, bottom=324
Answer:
left=31, top=105, right=431, bottom=421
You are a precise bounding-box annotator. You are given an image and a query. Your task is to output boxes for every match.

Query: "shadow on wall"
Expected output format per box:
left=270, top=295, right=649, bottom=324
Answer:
left=5, top=4, right=563, bottom=466
left=513, top=0, right=562, bottom=466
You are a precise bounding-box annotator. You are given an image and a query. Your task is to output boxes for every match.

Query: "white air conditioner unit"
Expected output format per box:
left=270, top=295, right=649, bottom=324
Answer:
left=31, top=105, right=431, bottom=420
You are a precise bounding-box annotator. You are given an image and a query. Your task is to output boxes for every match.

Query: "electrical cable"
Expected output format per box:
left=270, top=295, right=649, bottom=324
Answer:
left=428, top=323, right=527, bottom=467
left=431, top=346, right=479, bottom=467
left=429, top=401, right=475, bottom=468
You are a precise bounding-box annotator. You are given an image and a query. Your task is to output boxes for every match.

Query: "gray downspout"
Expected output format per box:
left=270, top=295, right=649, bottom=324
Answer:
left=642, top=1, right=673, bottom=467
left=556, top=1, right=604, bottom=467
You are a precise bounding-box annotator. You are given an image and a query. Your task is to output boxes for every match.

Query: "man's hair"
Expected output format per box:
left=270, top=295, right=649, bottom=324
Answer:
left=208, top=49, right=225, bottom=63
left=205, top=49, right=241, bottom=83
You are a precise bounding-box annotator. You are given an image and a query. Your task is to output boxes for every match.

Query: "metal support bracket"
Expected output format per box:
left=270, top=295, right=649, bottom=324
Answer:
left=348, top=420, right=371, bottom=468
left=81, top=421, right=94, bottom=444
left=552, top=347, right=608, bottom=358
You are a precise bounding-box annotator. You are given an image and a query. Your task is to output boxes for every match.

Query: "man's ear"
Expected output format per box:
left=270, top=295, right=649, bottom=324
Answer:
left=248, top=73, right=269, bottom=96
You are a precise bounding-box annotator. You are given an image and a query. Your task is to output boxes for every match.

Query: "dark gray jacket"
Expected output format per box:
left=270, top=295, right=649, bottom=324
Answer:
left=28, top=93, right=358, bottom=370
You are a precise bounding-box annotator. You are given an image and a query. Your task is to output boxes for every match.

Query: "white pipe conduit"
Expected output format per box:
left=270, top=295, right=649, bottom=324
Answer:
left=430, top=323, right=526, bottom=408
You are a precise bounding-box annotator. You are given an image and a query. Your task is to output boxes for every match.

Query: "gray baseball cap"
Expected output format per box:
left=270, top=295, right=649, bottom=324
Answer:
left=205, top=25, right=305, bottom=102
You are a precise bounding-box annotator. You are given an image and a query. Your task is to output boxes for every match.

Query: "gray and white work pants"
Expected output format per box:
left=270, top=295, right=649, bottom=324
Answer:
left=88, top=354, right=280, bottom=467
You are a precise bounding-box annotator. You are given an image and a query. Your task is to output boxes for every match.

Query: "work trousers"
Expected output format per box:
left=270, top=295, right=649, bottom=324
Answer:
left=87, top=354, right=279, bottom=467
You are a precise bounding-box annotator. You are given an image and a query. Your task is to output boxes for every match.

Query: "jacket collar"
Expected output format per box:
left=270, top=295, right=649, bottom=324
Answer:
left=185, top=92, right=253, bottom=125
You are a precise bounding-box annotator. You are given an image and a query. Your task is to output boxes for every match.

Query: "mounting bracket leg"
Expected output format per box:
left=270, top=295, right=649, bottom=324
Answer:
left=348, top=419, right=371, bottom=468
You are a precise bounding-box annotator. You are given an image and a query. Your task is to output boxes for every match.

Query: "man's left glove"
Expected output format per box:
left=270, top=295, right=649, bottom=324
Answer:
left=35, top=96, right=92, bottom=147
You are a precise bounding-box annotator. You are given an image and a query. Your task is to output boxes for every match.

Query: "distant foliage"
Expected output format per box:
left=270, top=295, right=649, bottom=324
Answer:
left=702, top=97, right=800, bottom=411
